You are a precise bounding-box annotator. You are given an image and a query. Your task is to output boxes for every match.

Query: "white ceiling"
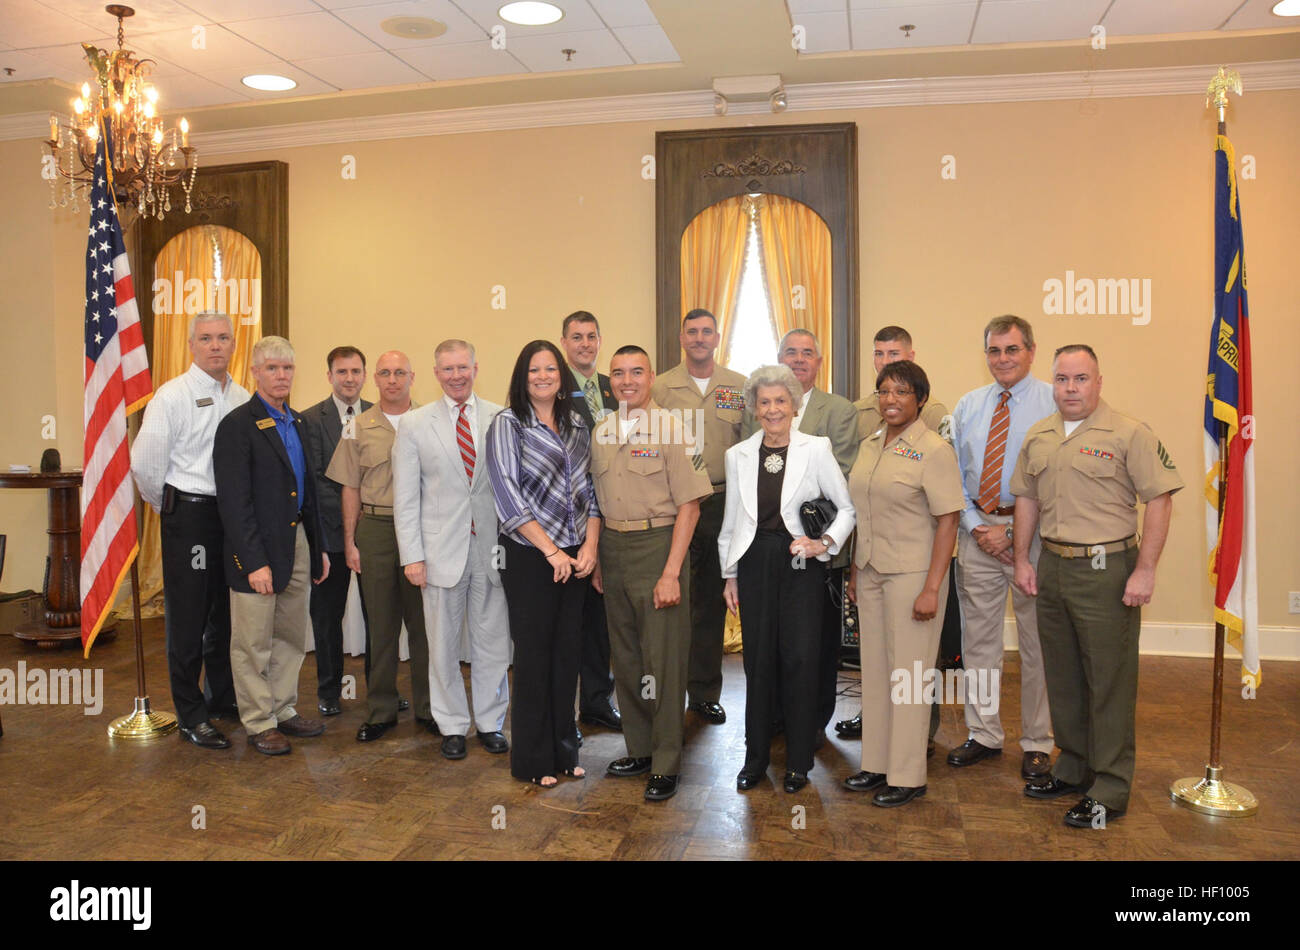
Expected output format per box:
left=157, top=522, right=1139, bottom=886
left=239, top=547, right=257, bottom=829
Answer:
left=790, top=0, right=1295, bottom=53
left=0, top=0, right=680, bottom=107
left=0, top=0, right=1295, bottom=113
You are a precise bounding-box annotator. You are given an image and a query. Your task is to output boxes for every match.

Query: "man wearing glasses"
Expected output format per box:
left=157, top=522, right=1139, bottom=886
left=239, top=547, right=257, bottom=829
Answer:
left=947, top=316, right=1057, bottom=780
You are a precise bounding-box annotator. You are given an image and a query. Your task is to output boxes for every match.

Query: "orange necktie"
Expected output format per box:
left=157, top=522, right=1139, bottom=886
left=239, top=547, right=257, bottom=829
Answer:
left=976, top=390, right=1011, bottom=513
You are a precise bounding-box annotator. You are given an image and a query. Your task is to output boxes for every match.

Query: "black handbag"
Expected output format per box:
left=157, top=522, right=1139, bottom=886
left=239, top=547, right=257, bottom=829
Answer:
left=799, top=497, right=836, bottom=538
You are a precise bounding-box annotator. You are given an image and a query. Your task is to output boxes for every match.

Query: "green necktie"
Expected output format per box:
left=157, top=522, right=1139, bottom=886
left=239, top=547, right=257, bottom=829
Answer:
left=584, top=379, right=602, bottom=419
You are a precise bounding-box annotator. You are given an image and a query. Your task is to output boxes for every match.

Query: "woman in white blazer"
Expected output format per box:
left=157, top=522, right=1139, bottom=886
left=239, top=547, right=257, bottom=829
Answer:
left=718, top=364, right=855, bottom=793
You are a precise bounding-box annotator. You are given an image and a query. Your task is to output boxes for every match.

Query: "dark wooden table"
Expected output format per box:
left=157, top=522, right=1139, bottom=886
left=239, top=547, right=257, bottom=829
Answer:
left=0, top=470, right=115, bottom=649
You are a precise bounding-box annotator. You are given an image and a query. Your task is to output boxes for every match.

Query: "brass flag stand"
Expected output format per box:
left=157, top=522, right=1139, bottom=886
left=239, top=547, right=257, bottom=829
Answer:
left=1170, top=67, right=1256, bottom=819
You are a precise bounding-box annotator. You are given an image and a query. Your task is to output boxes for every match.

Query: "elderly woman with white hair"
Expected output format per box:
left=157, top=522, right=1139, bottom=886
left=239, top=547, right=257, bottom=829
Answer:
left=718, top=364, right=855, bottom=793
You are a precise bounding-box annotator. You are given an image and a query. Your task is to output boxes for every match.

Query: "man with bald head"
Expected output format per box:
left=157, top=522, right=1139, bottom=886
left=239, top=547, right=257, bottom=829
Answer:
left=326, top=351, right=433, bottom=743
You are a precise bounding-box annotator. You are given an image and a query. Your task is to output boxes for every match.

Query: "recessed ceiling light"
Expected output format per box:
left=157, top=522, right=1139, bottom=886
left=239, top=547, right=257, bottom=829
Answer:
left=242, top=74, right=297, bottom=92
left=499, top=2, right=564, bottom=27
left=1271, top=0, right=1300, bottom=15
left=380, top=16, right=448, bottom=39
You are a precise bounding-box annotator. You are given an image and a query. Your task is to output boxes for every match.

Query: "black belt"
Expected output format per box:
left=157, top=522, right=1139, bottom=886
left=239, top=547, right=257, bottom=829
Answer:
left=173, top=488, right=217, bottom=504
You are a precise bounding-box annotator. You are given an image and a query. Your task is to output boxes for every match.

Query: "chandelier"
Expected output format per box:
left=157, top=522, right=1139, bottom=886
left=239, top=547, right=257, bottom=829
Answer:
left=44, top=4, right=197, bottom=220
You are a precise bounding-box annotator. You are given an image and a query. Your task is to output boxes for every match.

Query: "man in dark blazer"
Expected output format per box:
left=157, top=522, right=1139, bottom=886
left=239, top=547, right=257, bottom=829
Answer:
left=560, top=310, right=621, bottom=733
left=214, top=335, right=329, bottom=756
left=303, top=345, right=371, bottom=717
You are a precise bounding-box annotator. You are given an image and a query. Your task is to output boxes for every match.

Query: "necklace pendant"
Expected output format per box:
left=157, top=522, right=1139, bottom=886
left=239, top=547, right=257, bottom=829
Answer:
left=763, top=452, right=784, bottom=474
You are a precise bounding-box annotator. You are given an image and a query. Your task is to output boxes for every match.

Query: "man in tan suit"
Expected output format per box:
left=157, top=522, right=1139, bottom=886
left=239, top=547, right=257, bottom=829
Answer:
left=649, top=309, right=746, bottom=725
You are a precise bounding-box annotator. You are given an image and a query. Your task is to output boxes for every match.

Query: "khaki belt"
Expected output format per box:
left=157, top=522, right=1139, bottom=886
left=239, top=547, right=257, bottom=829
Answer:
left=361, top=503, right=393, bottom=516
left=605, top=516, right=676, bottom=533
left=1042, top=535, right=1138, bottom=558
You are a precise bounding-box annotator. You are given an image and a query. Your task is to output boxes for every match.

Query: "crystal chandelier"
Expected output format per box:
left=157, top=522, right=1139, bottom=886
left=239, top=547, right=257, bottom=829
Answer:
left=44, top=4, right=197, bottom=220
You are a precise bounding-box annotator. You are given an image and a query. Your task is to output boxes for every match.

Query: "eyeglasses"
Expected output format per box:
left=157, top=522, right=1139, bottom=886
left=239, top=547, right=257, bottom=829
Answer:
left=874, top=388, right=914, bottom=399
left=375, top=369, right=410, bottom=379
left=985, top=345, right=1025, bottom=358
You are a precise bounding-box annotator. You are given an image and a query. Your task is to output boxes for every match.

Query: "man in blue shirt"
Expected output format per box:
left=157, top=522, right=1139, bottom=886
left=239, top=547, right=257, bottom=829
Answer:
left=214, top=335, right=330, bottom=756
left=947, top=315, right=1057, bottom=779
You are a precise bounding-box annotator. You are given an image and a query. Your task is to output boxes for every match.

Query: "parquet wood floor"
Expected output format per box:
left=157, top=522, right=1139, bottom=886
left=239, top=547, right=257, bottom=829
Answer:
left=0, top=617, right=1295, bottom=861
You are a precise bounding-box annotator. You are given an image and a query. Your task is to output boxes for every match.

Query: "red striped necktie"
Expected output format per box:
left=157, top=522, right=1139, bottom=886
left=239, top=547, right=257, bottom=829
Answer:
left=976, top=390, right=1011, bottom=513
left=456, top=402, right=475, bottom=482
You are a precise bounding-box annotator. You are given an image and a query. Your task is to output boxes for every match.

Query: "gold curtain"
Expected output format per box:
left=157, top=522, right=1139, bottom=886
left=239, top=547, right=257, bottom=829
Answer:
left=754, top=194, right=833, bottom=391
left=680, top=195, right=749, bottom=361
left=137, top=226, right=262, bottom=614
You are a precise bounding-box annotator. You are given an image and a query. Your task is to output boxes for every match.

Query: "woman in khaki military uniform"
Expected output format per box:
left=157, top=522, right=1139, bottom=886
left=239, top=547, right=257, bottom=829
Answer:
left=845, top=361, right=963, bottom=807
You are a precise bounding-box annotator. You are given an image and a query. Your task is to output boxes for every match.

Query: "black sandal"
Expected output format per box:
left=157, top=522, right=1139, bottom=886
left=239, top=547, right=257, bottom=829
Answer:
left=559, top=766, right=586, bottom=778
left=528, top=776, right=558, bottom=787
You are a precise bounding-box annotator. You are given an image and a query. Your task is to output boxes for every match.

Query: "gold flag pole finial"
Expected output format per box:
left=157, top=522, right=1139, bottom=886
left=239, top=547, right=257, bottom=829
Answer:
left=1206, top=66, right=1243, bottom=125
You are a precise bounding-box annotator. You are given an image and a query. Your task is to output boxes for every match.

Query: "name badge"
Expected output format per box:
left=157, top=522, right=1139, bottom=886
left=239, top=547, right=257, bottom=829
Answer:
left=630, top=448, right=660, bottom=458
left=195, top=397, right=214, bottom=407
left=715, top=386, right=745, bottom=411
left=892, top=445, right=923, bottom=461
left=256, top=417, right=277, bottom=430
left=1079, top=446, right=1114, bottom=460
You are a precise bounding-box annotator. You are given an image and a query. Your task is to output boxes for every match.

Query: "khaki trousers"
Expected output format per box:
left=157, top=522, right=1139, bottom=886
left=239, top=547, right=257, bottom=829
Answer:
left=602, top=525, right=690, bottom=776
left=857, top=564, right=948, bottom=788
left=956, top=520, right=1053, bottom=752
left=229, top=525, right=310, bottom=736
left=357, top=513, right=430, bottom=725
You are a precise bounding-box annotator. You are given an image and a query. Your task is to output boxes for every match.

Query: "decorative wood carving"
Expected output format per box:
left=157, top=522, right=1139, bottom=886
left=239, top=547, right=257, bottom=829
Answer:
left=701, top=153, right=807, bottom=179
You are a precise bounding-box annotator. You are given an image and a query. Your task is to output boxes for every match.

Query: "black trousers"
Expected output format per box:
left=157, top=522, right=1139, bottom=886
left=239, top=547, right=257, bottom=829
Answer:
left=308, top=550, right=350, bottom=703
left=687, top=490, right=727, bottom=704
left=577, top=582, right=616, bottom=713
left=500, top=535, right=587, bottom=780
left=738, top=530, right=824, bottom=775
left=160, top=495, right=236, bottom=728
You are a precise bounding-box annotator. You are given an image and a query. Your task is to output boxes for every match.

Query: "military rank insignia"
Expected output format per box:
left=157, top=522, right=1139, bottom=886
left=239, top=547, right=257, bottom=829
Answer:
left=1079, top=446, right=1115, bottom=460
left=715, top=387, right=745, bottom=411
left=892, top=445, right=923, bottom=461
left=1156, top=441, right=1176, bottom=470
left=630, top=448, right=660, bottom=459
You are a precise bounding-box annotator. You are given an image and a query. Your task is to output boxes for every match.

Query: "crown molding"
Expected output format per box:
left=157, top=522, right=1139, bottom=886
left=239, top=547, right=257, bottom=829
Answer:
left=3, top=59, right=1297, bottom=151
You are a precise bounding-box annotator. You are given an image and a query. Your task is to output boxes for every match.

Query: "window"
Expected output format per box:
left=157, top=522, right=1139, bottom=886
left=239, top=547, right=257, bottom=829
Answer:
left=722, top=206, right=778, bottom=378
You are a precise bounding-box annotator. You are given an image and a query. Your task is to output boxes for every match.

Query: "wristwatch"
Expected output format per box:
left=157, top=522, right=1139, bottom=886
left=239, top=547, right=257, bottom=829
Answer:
left=820, top=534, right=834, bottom=550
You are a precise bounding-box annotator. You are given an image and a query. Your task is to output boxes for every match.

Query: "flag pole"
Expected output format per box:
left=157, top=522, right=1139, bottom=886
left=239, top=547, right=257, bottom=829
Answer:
left=85, top=107, right=175, bottom=740
left=1170, top=67, right=1256, bottom=817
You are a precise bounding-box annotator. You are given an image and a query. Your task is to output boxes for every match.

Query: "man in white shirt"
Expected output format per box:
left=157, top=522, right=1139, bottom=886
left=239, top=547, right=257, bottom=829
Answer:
left=948, top=314, right=1057, bottom=779
left=130, top=311, right=250, bottom=750
left=303, top=346, right=372, bottom=717
left=393, top=339, right=510, bottom=760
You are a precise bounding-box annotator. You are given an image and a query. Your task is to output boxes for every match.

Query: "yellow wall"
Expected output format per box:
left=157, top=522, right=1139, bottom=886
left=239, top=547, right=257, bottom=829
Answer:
left=2, top=88, right=1297, bottom=635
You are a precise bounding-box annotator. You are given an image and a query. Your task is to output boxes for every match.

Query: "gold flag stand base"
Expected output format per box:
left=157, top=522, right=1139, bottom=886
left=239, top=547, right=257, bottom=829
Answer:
left=107, top=696, right=177, bottom=740
left=1171, top=765, right=1258, bottom=818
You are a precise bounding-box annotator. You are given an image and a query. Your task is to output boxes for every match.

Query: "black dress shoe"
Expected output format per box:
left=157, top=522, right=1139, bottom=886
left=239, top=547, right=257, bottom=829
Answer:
left=1021, top=751, right=1051, bottom=779
left=476, top=730, right=509, bottom=754
left=644, top=774, right=679, bottom=801
left=834, top=713, right=862, bottom=737
left=415, top=716, right=441, bottom=736
left=783, top=771, right=809, bottom=793
left=607, top=756, right=652, bottom=777
left=579, top=704, right=623, bottom=732
left=441, top=734, right=467, bottom=760
left=179, top=721, right=230, bottom=750
left=1024, top=776, right=1084, bottom=799
left=689, top=701, right=726, bottom=724
left=946, top=738, right=1002, bottom=767
left=736, top=770, right=763, bottom=791
left=317, top=699, right=342, bottom=717
left=872, top=784, right=927, bottom=807
left=1064, top=797, right=1125, bottom=828
left=397, top=696, right=410, bottom=712
left=356, top=721, right=397, bottom=742
left=843, top=770, right=887, bottom=792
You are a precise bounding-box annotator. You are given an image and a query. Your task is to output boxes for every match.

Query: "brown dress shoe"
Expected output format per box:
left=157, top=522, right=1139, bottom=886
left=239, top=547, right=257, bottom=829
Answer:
left=248, top=728, right=291, bottom=756
left=278, top=714, right=325, bottom=738
left=1021, top=751, right=1051, bottom=779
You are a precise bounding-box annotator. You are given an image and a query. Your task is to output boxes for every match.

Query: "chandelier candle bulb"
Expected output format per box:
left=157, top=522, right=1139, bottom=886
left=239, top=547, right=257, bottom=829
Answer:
left=180, top=118, right=188, bottom=148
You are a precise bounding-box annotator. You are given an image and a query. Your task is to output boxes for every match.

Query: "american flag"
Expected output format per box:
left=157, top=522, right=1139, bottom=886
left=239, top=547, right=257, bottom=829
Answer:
left=81, top=119, right=152, bottom=656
